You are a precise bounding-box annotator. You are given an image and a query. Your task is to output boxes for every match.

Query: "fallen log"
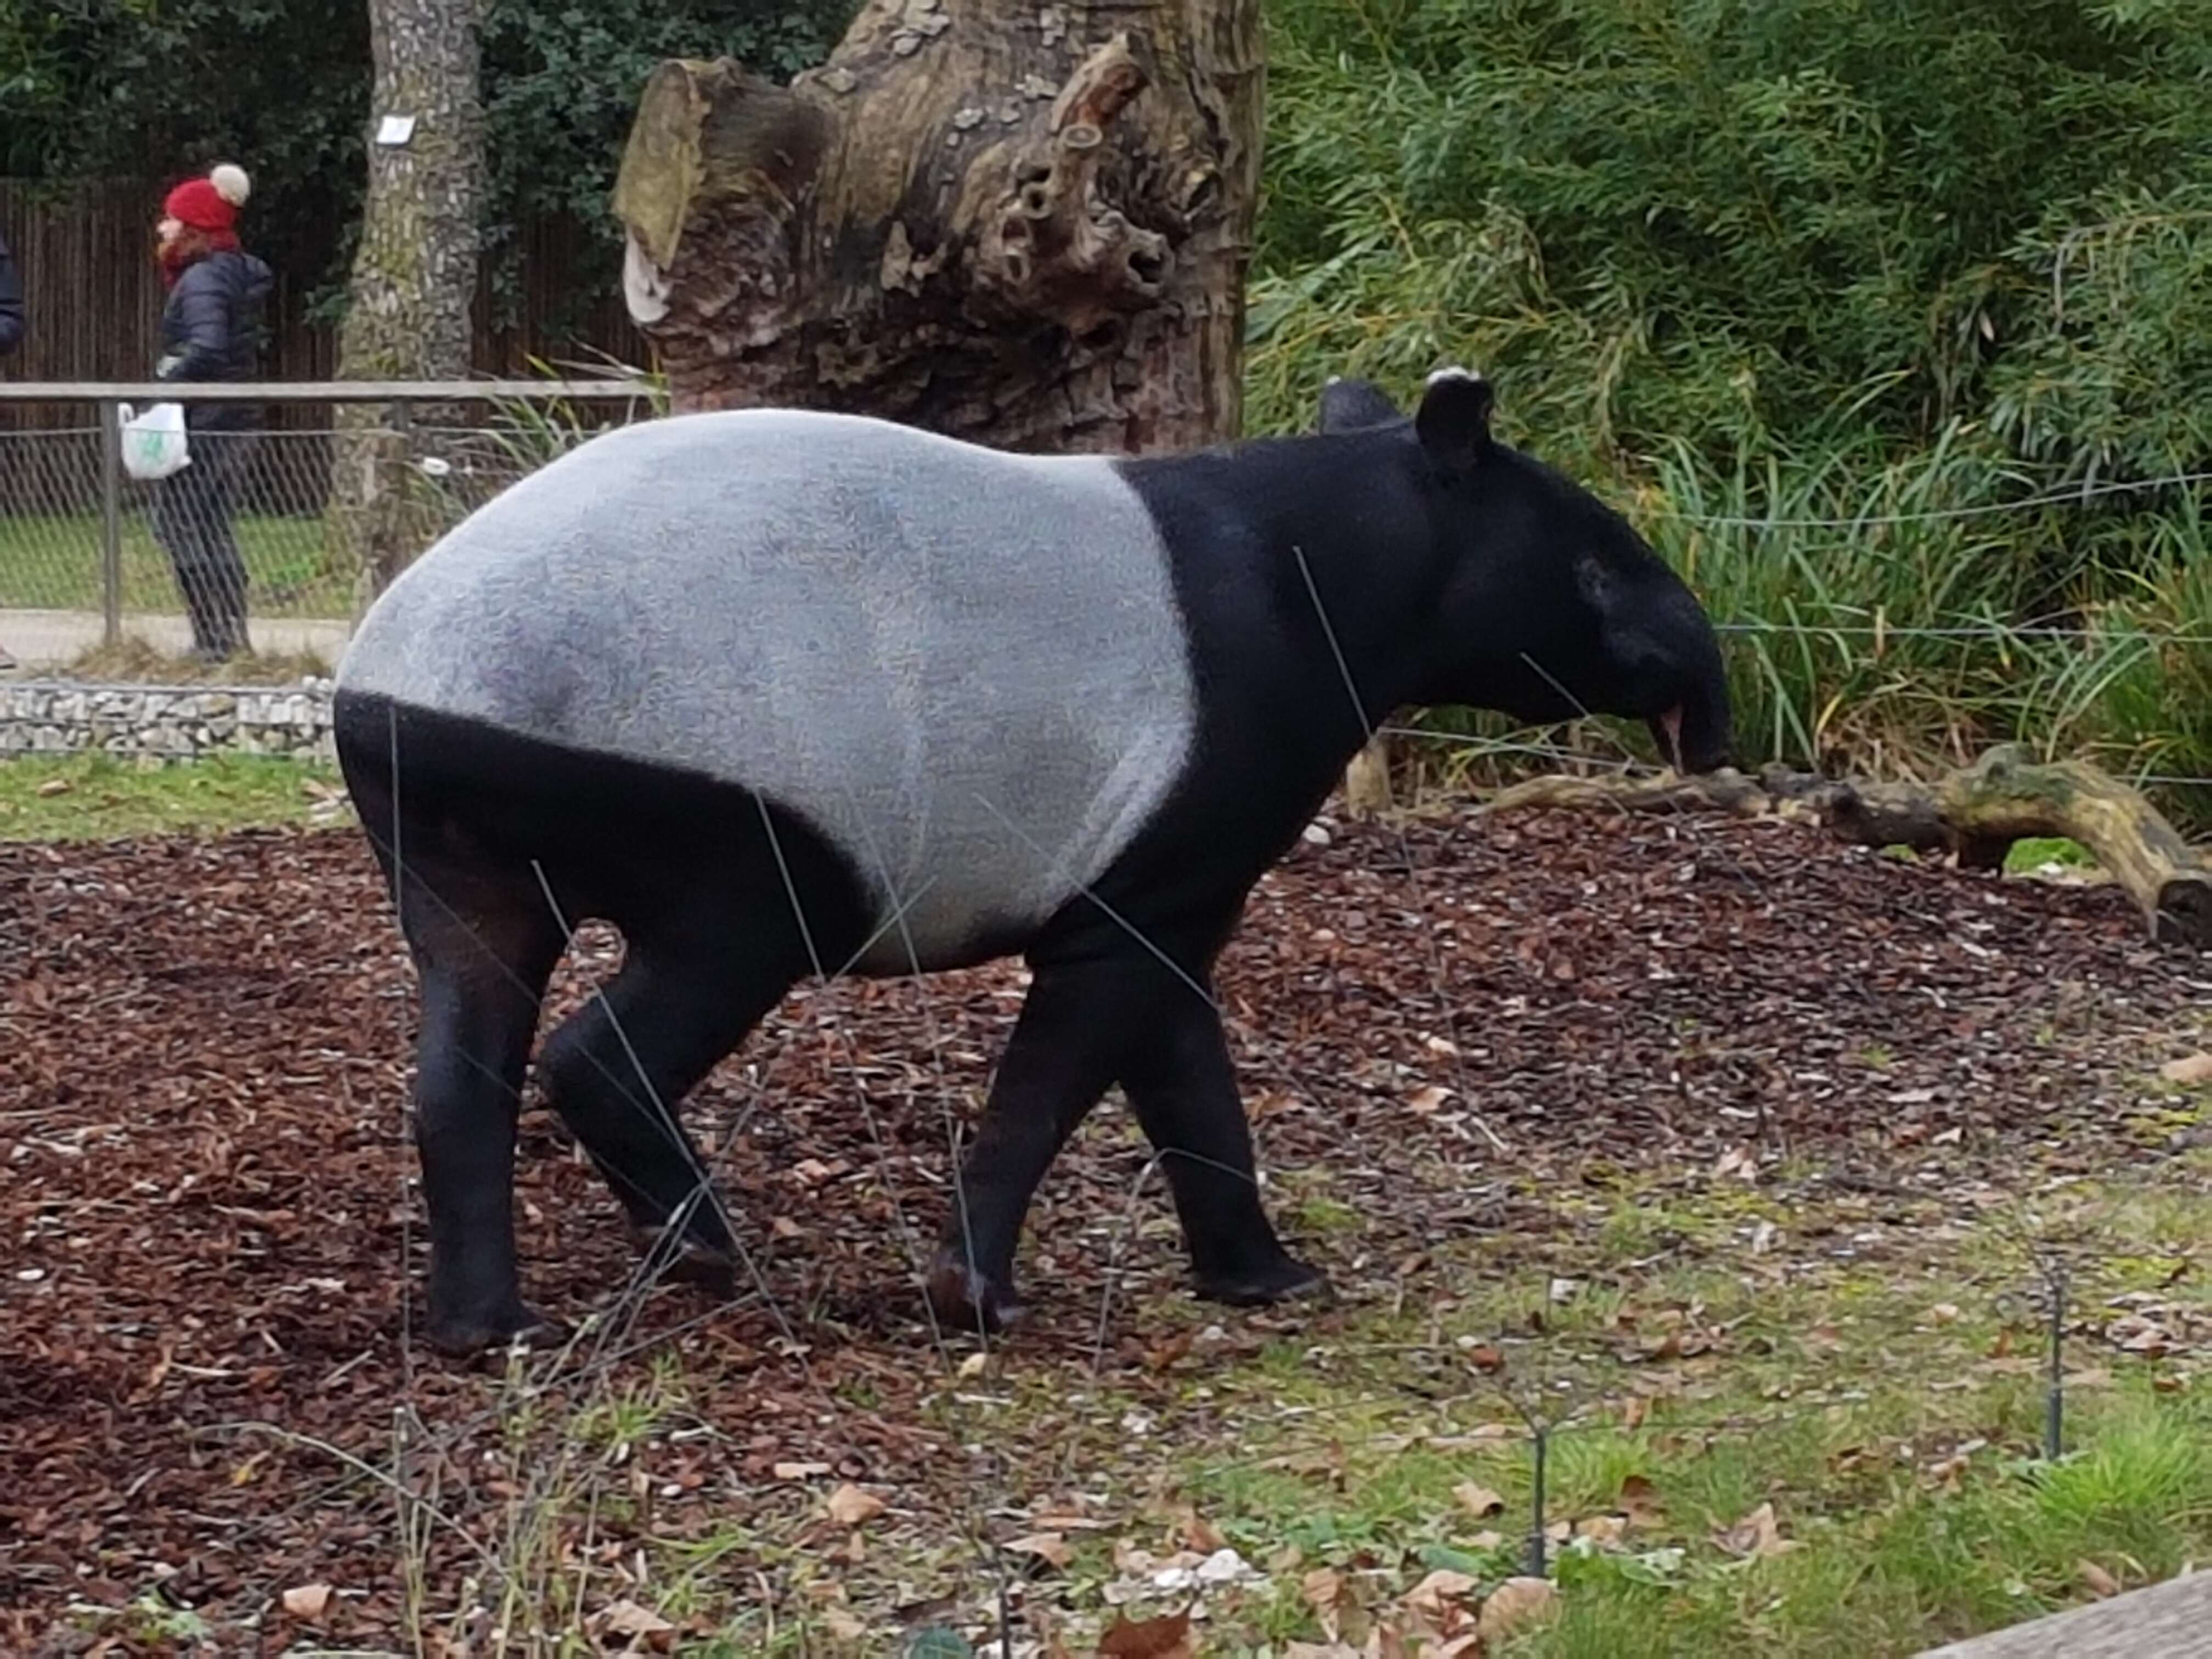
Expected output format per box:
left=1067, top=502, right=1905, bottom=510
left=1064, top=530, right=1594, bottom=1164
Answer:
left=1477, top=744, right=2212, bottom=950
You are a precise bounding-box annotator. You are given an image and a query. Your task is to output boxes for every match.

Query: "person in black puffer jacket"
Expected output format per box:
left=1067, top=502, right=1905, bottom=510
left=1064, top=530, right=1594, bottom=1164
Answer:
left=0, top=223, right=24, bottom=358
left=153, top=163, right=272, bottom=661
left=1, top=222, right=22, bottom=670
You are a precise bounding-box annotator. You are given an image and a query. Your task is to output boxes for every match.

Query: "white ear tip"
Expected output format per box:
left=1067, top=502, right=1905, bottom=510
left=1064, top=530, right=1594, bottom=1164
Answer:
left=1325, top=375, right=1344, bottom=387
left=1425, top=365, right=1483, bottom=388
left=210, top=163, right=251, bottom=206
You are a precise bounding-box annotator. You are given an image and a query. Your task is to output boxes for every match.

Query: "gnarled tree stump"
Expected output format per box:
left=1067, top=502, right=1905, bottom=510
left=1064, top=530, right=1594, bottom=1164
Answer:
left=611, top=0, right=1263, bottom=454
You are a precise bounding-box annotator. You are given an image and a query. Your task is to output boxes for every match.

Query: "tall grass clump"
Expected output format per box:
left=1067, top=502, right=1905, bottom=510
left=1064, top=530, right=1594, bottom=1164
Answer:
left=1249, top=0, right=2212, bottom=825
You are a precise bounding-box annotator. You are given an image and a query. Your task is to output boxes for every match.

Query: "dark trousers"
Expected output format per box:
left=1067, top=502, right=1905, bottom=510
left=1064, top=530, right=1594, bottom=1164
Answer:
left=152, top=430, right=253, bottom=658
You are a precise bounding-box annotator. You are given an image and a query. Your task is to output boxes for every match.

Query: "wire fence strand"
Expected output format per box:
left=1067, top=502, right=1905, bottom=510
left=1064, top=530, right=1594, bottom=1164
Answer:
left=1641, top=465, right=2212, bottom=528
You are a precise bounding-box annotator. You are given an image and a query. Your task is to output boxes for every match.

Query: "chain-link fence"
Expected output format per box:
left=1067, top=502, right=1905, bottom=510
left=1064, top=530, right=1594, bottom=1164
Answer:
left=0, top=381, right=657, bottom=673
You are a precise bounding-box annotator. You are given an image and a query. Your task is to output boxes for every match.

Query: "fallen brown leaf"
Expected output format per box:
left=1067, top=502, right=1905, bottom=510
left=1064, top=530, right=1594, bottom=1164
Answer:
left=1301, top=1565, right=1347, bottom=1639
left=1618, top=1474, right=1664, bottom=1527
left=1098, top=1609, right=1195, bottom=1658
left=599, top=1598, right=676, bottom=1638
left=1177, top=1505, right=1227, bottom=1554
left=1008, top=1531, right=1074, bottom=1569
left=1713, top=1501, right=1797, bottom=1559
left=1453, top=1481, right=1506, bottom=1519
left=2078, top=1558, right=2122, bottom=1599
left=279, top=1583, right=332, bottom=1620
left=2159, top=1052, right=2212, bottom=1086
left=1477, top=1577, right=1560, bottom=1641
left=825, top=1482, right=886, bottom=1527
left=1404, top=1567, right=1480, bottom=1622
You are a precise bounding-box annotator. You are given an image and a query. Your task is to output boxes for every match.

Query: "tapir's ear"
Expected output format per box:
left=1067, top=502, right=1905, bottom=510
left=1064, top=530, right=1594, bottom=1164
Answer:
left=1317, top=375, right=1403, bottom=433
left=1413, top=366, right=1496, bottom=472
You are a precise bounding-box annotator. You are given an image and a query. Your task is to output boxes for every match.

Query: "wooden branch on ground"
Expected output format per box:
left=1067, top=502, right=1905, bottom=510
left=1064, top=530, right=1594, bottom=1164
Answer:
left=1477, top=744, right=2212, bottom=949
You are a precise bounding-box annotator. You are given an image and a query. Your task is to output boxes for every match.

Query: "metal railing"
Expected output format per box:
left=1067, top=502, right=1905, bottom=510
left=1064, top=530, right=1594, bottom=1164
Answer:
left=0, top=380, right=657, bottom=669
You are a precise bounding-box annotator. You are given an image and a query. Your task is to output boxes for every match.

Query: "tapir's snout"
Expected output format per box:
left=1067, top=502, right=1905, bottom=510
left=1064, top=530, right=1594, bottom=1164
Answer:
left=1649, top=704, right=1734, bottom=776
left=1649, top=667, right=1734, bottom=775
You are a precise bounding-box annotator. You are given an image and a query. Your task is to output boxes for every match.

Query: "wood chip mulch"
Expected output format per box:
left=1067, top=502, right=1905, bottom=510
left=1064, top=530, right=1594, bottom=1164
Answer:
left=2, top=804, right=2201, bottom=1650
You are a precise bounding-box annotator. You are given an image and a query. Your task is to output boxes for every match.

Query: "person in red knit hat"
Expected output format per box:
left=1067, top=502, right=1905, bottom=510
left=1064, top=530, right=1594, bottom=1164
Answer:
left=151, top=162, right=273, bottom=662
left=0, top=218, right=22, bottom=671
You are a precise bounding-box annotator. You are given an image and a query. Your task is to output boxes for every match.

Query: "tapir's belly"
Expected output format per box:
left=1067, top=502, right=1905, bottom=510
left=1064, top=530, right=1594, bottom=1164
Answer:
left=336, top=410, right=1199, bottom=970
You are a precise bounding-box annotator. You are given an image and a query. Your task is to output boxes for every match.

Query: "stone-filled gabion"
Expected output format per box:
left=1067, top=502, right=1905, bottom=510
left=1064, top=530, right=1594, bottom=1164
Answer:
left=0, top=679, right=336, bottom=760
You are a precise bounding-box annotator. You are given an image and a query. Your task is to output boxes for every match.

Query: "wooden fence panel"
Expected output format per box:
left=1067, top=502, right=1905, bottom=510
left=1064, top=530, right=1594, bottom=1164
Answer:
left=0, top=178, right=648, bottom=431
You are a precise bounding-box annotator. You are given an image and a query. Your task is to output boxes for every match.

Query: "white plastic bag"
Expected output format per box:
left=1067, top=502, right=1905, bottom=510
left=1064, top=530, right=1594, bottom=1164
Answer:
left=118, top=400, right=191, bottom=482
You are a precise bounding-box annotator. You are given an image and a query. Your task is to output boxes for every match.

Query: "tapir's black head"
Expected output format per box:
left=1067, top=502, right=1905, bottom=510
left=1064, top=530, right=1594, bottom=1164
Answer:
left=1319, top=370, right=1735, bottom=774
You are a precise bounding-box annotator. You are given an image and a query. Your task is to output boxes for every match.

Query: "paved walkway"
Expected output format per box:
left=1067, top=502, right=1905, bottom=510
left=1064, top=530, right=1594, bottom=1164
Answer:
left=0, top=608, right=352, bottom=671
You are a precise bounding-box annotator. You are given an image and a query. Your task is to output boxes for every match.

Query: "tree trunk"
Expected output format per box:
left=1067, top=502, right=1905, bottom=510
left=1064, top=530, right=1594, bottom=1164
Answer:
left=611, top=0, right=1263, bottom=454
left=1480, top=746, right=2212, bottom=950
left=331, top=0, right=487, bottom=606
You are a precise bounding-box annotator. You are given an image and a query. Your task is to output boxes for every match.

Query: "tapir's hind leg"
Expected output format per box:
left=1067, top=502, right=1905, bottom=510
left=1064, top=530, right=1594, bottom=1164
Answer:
left=534, top=934, right=798, bottom=1295
left=386, top=847, right=569, bottom=1356
left=924, top=962, right=1126, bottom=1330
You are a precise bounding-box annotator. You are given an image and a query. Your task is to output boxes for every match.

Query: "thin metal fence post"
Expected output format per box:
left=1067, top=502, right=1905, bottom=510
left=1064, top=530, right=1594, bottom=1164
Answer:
left=99, top=398, right=122, bottom=646
left=2045, top=1259, right=2068, bottom=1463
left=1526, top=1425, right=1549, bottom=1578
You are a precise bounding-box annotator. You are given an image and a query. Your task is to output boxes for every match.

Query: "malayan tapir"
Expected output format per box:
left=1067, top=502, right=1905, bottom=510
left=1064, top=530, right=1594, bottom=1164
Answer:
left=331, top=368, right=1733, bottom=1355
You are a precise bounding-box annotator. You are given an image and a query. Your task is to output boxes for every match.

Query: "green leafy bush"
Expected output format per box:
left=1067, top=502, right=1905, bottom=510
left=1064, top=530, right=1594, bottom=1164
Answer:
left=1249, top=0, right=2212, bottom=822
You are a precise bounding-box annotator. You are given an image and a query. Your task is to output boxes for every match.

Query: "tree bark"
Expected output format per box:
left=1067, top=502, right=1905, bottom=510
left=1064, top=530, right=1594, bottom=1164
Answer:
left=611, top=0, right=1263, bottom=454
left=331, top=0, right=487, bottom=605
left=1479, top=747, right=2212, bottom=949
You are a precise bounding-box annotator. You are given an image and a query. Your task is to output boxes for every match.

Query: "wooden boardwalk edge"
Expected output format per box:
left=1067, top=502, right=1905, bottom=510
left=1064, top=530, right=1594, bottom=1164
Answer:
left=1918, top=1568, right=2212, bottom=1657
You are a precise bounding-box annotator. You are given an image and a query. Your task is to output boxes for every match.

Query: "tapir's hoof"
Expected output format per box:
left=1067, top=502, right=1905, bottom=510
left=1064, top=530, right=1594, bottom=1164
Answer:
left=924, top=1253, right=1024, bottom=1335
left=423, top=1302, right=569, bottom=1358
left=1194, top=1254, right=1334, bottom=1310
left=630, top=1224, right=740, bottom=1298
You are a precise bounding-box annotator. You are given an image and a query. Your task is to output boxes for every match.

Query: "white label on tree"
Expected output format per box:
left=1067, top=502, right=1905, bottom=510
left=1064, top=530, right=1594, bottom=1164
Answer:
left=376, top=114, right=417, bottom=146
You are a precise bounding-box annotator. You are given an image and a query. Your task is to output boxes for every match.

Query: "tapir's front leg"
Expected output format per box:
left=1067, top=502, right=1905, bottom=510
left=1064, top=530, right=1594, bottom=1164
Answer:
left=1117, top=986, right=1329, bottom=1308
left=926, top=938, right=1325, bottom=1331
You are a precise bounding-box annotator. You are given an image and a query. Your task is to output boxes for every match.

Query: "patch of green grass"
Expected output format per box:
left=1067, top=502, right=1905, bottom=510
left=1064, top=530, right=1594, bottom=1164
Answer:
left=1081, top=1172, right=2212, bottom=1658
left=0, top=751, right=339, bottom=840
left=2005, top=837, right=2097, bottom=875
left=0, top=512, right=349, bottom=617
left=1293, top=1195, right=1365, bottom=1236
